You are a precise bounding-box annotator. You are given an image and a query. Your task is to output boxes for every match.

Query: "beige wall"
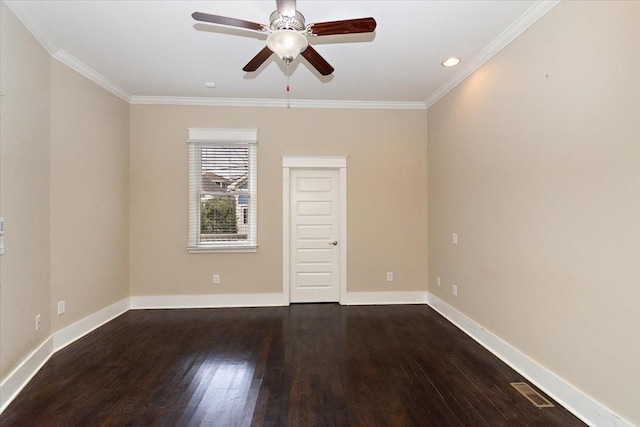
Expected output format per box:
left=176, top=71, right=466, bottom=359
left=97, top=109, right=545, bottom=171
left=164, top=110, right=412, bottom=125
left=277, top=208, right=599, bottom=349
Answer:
left=50, top=60, right=129, bottom=330
left=0, top=3, right=52, bottom=379
left=1, top=3, right=130, bottom=383
left=130, top=106, right=428, bottom=296
left=5, top=0, right=636, bottom=422
left=427, top=1, right=640, bottom=424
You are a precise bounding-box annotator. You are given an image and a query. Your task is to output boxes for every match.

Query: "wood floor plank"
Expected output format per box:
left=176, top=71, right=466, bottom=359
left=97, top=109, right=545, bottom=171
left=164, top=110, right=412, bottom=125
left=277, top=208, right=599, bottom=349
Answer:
left=1, top=305, right=585, bottom=426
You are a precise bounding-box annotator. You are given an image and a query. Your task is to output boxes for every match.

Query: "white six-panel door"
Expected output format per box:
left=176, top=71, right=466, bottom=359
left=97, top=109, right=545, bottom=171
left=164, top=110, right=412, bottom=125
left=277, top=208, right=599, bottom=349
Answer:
left=289, top=168, right=340, bottom=303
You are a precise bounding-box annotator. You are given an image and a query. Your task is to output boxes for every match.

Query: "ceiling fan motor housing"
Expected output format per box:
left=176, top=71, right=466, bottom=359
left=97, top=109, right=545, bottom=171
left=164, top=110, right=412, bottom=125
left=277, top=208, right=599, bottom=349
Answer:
left=269, top=10, right=306, bottom=32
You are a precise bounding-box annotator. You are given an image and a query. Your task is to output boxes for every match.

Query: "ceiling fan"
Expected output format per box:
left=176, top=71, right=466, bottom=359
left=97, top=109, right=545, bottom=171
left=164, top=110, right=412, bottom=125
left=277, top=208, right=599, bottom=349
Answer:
left=192, top=0, right=377, bottom=76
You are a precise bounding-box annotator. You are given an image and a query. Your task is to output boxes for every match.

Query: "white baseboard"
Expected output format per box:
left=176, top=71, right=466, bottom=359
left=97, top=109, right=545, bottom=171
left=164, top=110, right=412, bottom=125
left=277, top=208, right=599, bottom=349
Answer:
left=52, top=298, right=130, bottom=352
left=0, top=298, right=129, bottom=414
left=0, top=336, right=53, bottom=413
left=131, top=292, right=429, bottom=308
left=130, top=293, right=285, bottom=309
left=5, top=292, right=629, bottom=426
left=131, top=292, right=428, bottom=309
left=426, top=293, right=632, bottom=427
left=343, top=291, right=428, bottom=305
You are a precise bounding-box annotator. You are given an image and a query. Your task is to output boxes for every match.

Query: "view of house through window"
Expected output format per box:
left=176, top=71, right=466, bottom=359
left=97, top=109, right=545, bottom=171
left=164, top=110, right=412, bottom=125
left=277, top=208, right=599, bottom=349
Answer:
left=188, top=128, right=257, bottom=252
left=200, top=145, right=249, bottom=241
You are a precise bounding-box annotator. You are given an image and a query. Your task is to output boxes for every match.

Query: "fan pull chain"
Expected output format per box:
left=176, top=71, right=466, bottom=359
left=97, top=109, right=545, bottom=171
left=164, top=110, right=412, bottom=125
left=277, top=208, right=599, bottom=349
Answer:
left=286, top=62, right=290, bottom=92
left=286, top=62, right=291, bottom=108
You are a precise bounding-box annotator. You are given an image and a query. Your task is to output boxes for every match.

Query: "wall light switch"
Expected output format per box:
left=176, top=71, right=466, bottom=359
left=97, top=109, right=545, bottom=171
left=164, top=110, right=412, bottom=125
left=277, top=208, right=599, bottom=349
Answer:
left=452, top=233, right=458, bottom=245
left=57, top=300, right=66, bottom=315
left=0, top=218, right=4, bottom=256
left=437, top=277, right=441, bottom=287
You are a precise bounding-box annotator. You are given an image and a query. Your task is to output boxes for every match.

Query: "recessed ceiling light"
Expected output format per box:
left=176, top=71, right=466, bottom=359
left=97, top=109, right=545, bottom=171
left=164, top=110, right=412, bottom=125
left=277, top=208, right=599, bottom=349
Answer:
left=204, top=81, right=216, bottom=88
left=442, top=57, right=461, bottom=67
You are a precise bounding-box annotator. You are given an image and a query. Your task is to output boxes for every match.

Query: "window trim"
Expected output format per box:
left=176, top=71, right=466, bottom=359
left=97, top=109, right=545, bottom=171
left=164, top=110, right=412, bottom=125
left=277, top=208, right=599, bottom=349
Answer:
left=187, top=128, right=257, bottom=253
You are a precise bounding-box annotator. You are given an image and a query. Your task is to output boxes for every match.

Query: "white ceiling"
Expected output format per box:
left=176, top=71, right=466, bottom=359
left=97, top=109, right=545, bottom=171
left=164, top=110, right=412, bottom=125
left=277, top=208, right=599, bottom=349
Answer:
left=6, top=0, right=558, bottom=107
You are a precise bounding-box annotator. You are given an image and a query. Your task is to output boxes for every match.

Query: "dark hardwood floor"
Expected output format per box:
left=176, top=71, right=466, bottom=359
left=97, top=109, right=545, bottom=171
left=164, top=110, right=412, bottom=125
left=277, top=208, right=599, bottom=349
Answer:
left=1, top=304, right=584, bottom=426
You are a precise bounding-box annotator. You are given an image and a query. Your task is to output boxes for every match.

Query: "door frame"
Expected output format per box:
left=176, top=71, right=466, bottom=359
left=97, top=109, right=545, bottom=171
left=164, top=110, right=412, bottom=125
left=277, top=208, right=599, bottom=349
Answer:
left=282, top=156, right=347, bottom=305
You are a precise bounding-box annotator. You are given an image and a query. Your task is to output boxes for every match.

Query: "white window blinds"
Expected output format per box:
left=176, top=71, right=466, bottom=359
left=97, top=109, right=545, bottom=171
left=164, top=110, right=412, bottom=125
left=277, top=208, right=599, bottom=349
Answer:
left=188, top=129, right=257, bottom=252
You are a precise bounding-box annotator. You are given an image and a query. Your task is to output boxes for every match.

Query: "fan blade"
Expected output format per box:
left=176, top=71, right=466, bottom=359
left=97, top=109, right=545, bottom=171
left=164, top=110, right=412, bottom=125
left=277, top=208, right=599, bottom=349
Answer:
left=243, top=46, right=273, bottom=72
left=192, top=12, right=265, bottom=32
left=309, top=17, right=377, bottom=36
left=301, top=45, right=334, bottom=76
left=276, top=0, right=296, bottom=17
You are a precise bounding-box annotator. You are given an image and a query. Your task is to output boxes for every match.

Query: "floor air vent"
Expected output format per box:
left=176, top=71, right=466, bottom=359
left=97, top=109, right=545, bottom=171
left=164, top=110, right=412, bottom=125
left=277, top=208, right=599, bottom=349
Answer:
left=510, top=382, right=555, bottom=408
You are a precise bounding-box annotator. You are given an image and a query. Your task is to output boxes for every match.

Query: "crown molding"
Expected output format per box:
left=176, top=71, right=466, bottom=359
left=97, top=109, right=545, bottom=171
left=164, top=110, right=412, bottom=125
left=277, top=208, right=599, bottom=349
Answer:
left=52, top=50, right=131, bottom=102
left=425, top=0, right=561, bottom=109
left=4, top=1, right=132, bottom=103
left=129, top=96, right=426, bottom=110
left=7, top=0, right=555, bottom=111
left=4, top=0, right=58, bottom=54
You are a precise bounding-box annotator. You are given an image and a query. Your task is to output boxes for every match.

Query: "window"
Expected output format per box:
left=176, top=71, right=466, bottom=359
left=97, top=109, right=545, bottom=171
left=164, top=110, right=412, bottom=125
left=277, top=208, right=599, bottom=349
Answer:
left=188, top=128, right=257, bottom=252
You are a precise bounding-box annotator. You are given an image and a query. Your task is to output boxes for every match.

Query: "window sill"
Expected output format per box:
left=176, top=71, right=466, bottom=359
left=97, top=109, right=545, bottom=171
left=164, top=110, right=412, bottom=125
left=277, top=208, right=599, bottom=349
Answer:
left=188, top=245, right=257, bottom=254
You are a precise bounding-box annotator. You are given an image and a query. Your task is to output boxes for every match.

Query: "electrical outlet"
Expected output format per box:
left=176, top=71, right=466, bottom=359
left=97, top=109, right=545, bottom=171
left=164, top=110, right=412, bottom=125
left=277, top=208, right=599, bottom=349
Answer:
left=452, top=285, right=458, bottom=297
left=437, top=277, right=441, bottom=287
left=213, top=274, right=220, bottom=284
left=57, top=300, right=66, bottom=315
left=452, top=233, right=458, bottom=245
left=35, top=314, right=42, bottom=330
left=386, top=272, right=393, bottom=282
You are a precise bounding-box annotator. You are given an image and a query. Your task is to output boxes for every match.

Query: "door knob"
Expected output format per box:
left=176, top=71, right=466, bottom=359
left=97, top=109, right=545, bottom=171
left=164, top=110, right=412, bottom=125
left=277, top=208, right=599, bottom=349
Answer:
left=330, top=241, right=338, bottom=246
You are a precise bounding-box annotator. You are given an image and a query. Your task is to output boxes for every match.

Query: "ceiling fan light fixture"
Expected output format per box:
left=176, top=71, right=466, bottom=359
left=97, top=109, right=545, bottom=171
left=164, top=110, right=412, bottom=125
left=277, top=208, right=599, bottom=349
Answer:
left=266, top=30, right=308, bottom=63
left=442, top=57, right=461, bottom=67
